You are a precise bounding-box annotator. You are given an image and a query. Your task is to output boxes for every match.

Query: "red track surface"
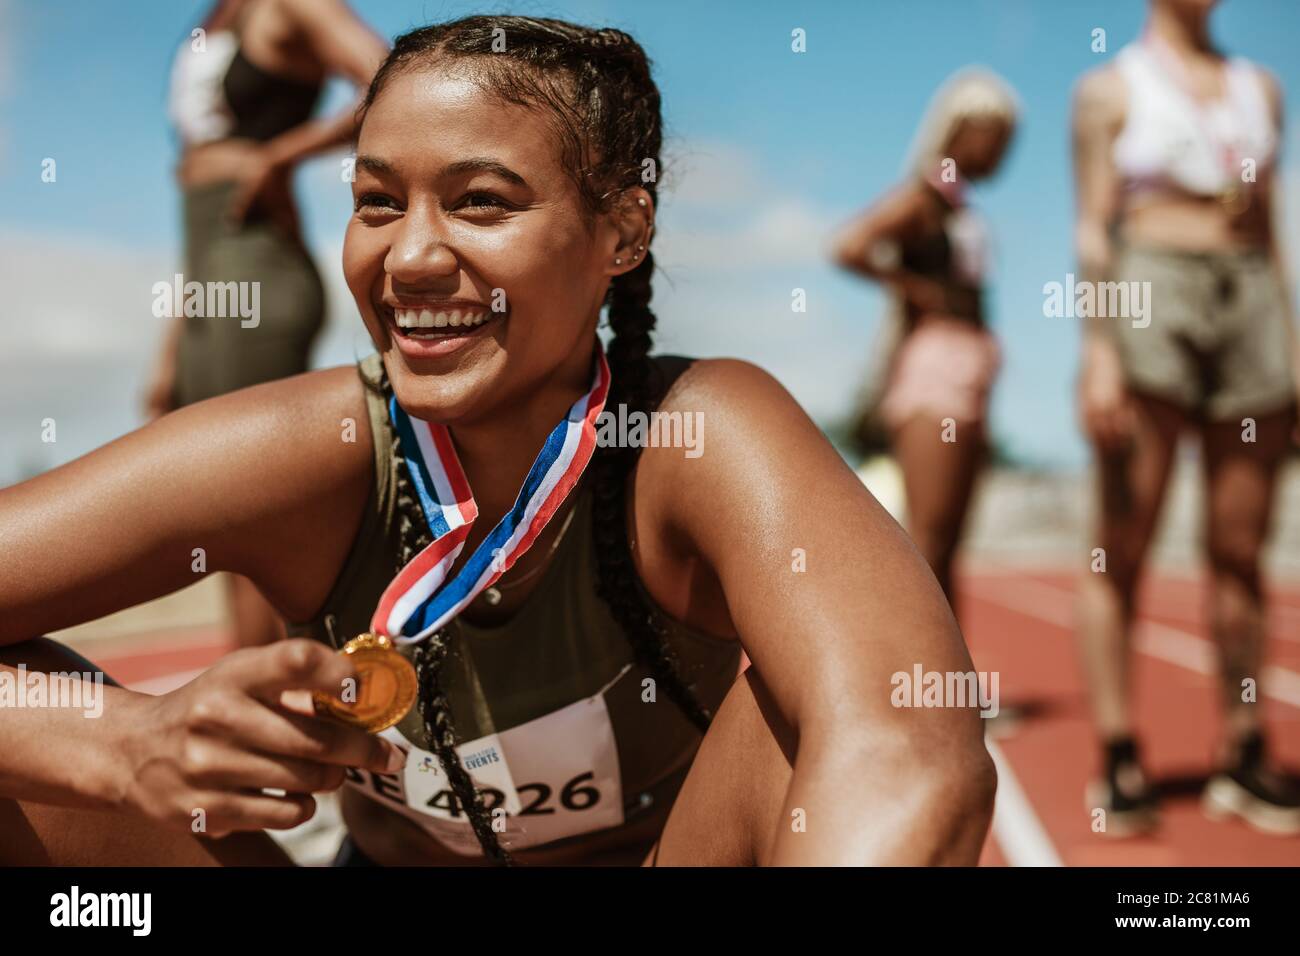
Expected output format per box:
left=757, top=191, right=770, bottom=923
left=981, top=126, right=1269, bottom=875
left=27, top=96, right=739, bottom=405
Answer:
left=71, top=567, right=1300, bottom=866
left=967, top=567, right=1300, bottom=866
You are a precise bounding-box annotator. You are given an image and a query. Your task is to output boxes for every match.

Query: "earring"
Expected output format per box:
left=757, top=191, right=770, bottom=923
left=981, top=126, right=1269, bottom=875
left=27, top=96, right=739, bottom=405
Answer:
left=614, top=257, right=623, bottom=265
left=636, top=244, right=645, bottom=252
left=637, top=197, right=647, bottom=207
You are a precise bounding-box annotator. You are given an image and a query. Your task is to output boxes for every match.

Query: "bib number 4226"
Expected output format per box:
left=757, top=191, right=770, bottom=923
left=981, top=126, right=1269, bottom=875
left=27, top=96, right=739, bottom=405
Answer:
left=427, top=771, right=601, bottom=818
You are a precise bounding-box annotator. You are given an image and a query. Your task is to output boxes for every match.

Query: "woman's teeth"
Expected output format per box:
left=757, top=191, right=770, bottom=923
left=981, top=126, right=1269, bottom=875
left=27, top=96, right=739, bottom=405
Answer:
left=392, top=307, right=491, bottom=334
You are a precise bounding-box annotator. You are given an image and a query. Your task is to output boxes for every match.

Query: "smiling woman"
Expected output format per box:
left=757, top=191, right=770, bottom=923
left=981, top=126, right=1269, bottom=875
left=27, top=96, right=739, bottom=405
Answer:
left=0, top=14, right=995, bottom=867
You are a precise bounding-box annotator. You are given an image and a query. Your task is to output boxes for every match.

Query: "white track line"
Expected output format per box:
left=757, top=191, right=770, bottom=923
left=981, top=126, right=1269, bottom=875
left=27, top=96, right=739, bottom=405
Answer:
left=985, top=737, right=1064, bottom=867
left=970, top=575, right=1300, bottom=710
left=1103, top=600, right=1300, bottom=645
left=970, top=566, right=1300, bottom=642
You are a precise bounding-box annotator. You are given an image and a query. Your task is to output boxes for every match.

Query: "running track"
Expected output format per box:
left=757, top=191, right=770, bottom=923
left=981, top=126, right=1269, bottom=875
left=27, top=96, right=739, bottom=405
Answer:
left=966, top=566, right=1300, bottom=866
left=67, top=566, right=1300, bottom=866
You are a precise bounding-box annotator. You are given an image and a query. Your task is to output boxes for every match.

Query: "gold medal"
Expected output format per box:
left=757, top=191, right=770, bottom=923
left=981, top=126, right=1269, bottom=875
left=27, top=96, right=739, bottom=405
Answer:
left=311, top=632, right=417, bottom=733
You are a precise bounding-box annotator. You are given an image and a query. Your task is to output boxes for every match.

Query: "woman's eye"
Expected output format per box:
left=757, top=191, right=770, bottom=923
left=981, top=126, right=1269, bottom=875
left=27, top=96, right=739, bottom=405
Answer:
left=354, top=193, right=398, bottom=214
left=459, top=192, right=510, bottom=212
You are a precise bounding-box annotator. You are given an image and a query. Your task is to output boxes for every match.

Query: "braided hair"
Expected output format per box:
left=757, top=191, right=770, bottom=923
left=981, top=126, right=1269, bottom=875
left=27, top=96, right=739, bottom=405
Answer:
left=361, top=16, right=712, bottom=865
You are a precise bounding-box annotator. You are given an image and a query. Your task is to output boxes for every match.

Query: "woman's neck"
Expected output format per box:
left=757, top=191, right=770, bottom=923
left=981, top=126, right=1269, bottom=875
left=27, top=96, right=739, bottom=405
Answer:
left=448, top=342, right=597, bottom=523
left=1146, top=3, right=1214, bottom=56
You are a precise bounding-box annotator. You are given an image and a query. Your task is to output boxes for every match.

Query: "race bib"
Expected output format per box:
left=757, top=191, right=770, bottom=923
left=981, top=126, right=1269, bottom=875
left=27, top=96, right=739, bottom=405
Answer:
left=345, top=691, right=625, bottom=856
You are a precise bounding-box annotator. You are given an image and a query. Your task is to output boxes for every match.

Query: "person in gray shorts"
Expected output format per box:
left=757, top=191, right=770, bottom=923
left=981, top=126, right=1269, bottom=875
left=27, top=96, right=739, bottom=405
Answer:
left=1072, top=0, right=1300, bottom=838
left=1109, top=243, right=1295, bottom=422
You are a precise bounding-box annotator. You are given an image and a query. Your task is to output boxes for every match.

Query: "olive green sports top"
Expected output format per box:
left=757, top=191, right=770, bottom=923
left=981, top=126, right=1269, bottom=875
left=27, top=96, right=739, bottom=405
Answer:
left=288, top=354, right=740, bottom=845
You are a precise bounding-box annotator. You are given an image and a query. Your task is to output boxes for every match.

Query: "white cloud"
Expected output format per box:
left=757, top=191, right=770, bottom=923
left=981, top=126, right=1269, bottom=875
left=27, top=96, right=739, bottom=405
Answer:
left=645, top=140, right=877, bottom=421
left=662, top=140, right=766, bottom=209
left=658, top=197, right=836, bottom=274
left=656, top=140, right=839, bottom=273
left=0, top=231, right=363, bottom=485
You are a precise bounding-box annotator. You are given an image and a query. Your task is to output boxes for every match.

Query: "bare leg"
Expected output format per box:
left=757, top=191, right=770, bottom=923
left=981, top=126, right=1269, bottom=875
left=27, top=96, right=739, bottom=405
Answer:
left=1077, top=394, right=1184, bottom=739
left=1198, top=407, right=1300, bottom=832
left=1201, top=409, right=1292, bottom=748
left=227, top=572, right=287, bottom=648
left=891, top=414, right=986, bottom=612
left=0, top=637, right=292, bottom=865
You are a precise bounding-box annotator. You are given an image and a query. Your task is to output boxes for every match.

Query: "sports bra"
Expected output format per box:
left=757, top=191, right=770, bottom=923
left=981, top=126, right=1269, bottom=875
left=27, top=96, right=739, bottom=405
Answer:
left=1112, top=41, right=1277, bottom=203
left=168, top=30, right=321, bottom=146
left=288, top=354, right=741, bottom=856
left=899, top=180, right=989, bottom=307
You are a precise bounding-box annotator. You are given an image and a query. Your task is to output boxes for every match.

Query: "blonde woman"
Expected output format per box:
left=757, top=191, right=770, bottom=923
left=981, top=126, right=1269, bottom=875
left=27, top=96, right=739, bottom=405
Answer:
left=833, top=69, right=1018, bottom=608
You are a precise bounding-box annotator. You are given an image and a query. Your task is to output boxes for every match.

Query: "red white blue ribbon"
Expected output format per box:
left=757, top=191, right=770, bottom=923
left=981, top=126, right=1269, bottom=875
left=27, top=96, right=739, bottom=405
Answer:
left=372, top=342, right=612, bottom=645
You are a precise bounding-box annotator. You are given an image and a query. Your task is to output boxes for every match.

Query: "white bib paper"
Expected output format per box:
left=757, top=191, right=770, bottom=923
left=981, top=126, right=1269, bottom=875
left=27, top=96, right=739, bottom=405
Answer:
left=346, top=691, right=625, bottom=856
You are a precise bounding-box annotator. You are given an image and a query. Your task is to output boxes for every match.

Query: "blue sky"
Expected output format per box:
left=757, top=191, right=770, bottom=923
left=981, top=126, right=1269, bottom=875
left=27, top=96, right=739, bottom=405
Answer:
left=2, top=0, right=1299, bottom=479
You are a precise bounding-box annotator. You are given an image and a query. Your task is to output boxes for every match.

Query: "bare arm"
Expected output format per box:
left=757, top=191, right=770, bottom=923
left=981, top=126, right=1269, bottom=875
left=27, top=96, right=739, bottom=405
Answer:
left=644, top=360, right=995, bottom=864
left=830, top=181, right=953, bottom=316
left=1256, top=70, right=1300, bottom=409
left=227, top=0, right=388, bottom=222
left=260, top=0, right=389, bottom=168
left=0, top=368, right=371, bottom=642
left=0, top=370, right=405, bottom=830
left=1072, top=66, right=1134, bottom=450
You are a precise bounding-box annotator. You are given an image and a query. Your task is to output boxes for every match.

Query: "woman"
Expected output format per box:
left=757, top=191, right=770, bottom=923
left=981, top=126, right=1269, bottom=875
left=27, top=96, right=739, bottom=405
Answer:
left=147, top=0, right=387, bottom=648
left=0, top=16, right=994, bottom=866
left=832, top=69, right=1018, bottom=609
left=1073, top=0, right=1300, bottom=835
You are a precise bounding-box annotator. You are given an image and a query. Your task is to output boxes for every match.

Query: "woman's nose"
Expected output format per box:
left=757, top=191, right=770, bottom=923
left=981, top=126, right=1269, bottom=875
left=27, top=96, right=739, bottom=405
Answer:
left=384, top=206, right=459, bottom=282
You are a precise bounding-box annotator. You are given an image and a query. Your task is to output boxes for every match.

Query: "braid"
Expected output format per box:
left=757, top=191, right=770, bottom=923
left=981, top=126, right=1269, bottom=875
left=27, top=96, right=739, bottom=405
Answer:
left=384, top=372, right=514, bottom=866
left=411, top=637, right=512, bottom=865
left=591, top=252, right=714, bottom=733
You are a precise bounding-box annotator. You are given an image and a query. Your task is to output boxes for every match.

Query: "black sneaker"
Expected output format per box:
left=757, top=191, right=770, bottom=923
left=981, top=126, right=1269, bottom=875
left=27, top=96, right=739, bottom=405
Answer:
left=1203, top=732, right=1300, bottom=835
left=1086, top=737, right=1159, bottom=838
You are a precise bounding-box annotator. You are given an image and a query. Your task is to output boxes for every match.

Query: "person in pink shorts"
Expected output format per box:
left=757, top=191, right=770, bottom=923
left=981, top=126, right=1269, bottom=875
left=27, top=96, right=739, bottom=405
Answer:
left=833, top=67, right=1018, bottom=608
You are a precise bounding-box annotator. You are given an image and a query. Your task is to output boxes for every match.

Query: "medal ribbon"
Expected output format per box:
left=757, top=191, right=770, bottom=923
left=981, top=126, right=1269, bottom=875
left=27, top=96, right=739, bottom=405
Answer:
left=372, top=341, right=612, bottom=645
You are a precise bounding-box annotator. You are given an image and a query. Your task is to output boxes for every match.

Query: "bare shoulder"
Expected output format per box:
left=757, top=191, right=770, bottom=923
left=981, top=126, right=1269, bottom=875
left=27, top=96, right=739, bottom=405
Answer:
left=1073, top=62, right=1126, bottom=126
left=628, top=355, right=912, bottom=645
left=168, top=365, right=371, bottom=475
left=639, top=356, right=862, bottom=508
left=657, top=356, right=795, bottom=424
left=155, top=366, right=375, bottom=583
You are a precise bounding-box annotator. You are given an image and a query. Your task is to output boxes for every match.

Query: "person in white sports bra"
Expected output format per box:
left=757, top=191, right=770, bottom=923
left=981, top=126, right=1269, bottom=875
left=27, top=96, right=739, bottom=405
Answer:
left=1073, top=0, right=1300, bottom=837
